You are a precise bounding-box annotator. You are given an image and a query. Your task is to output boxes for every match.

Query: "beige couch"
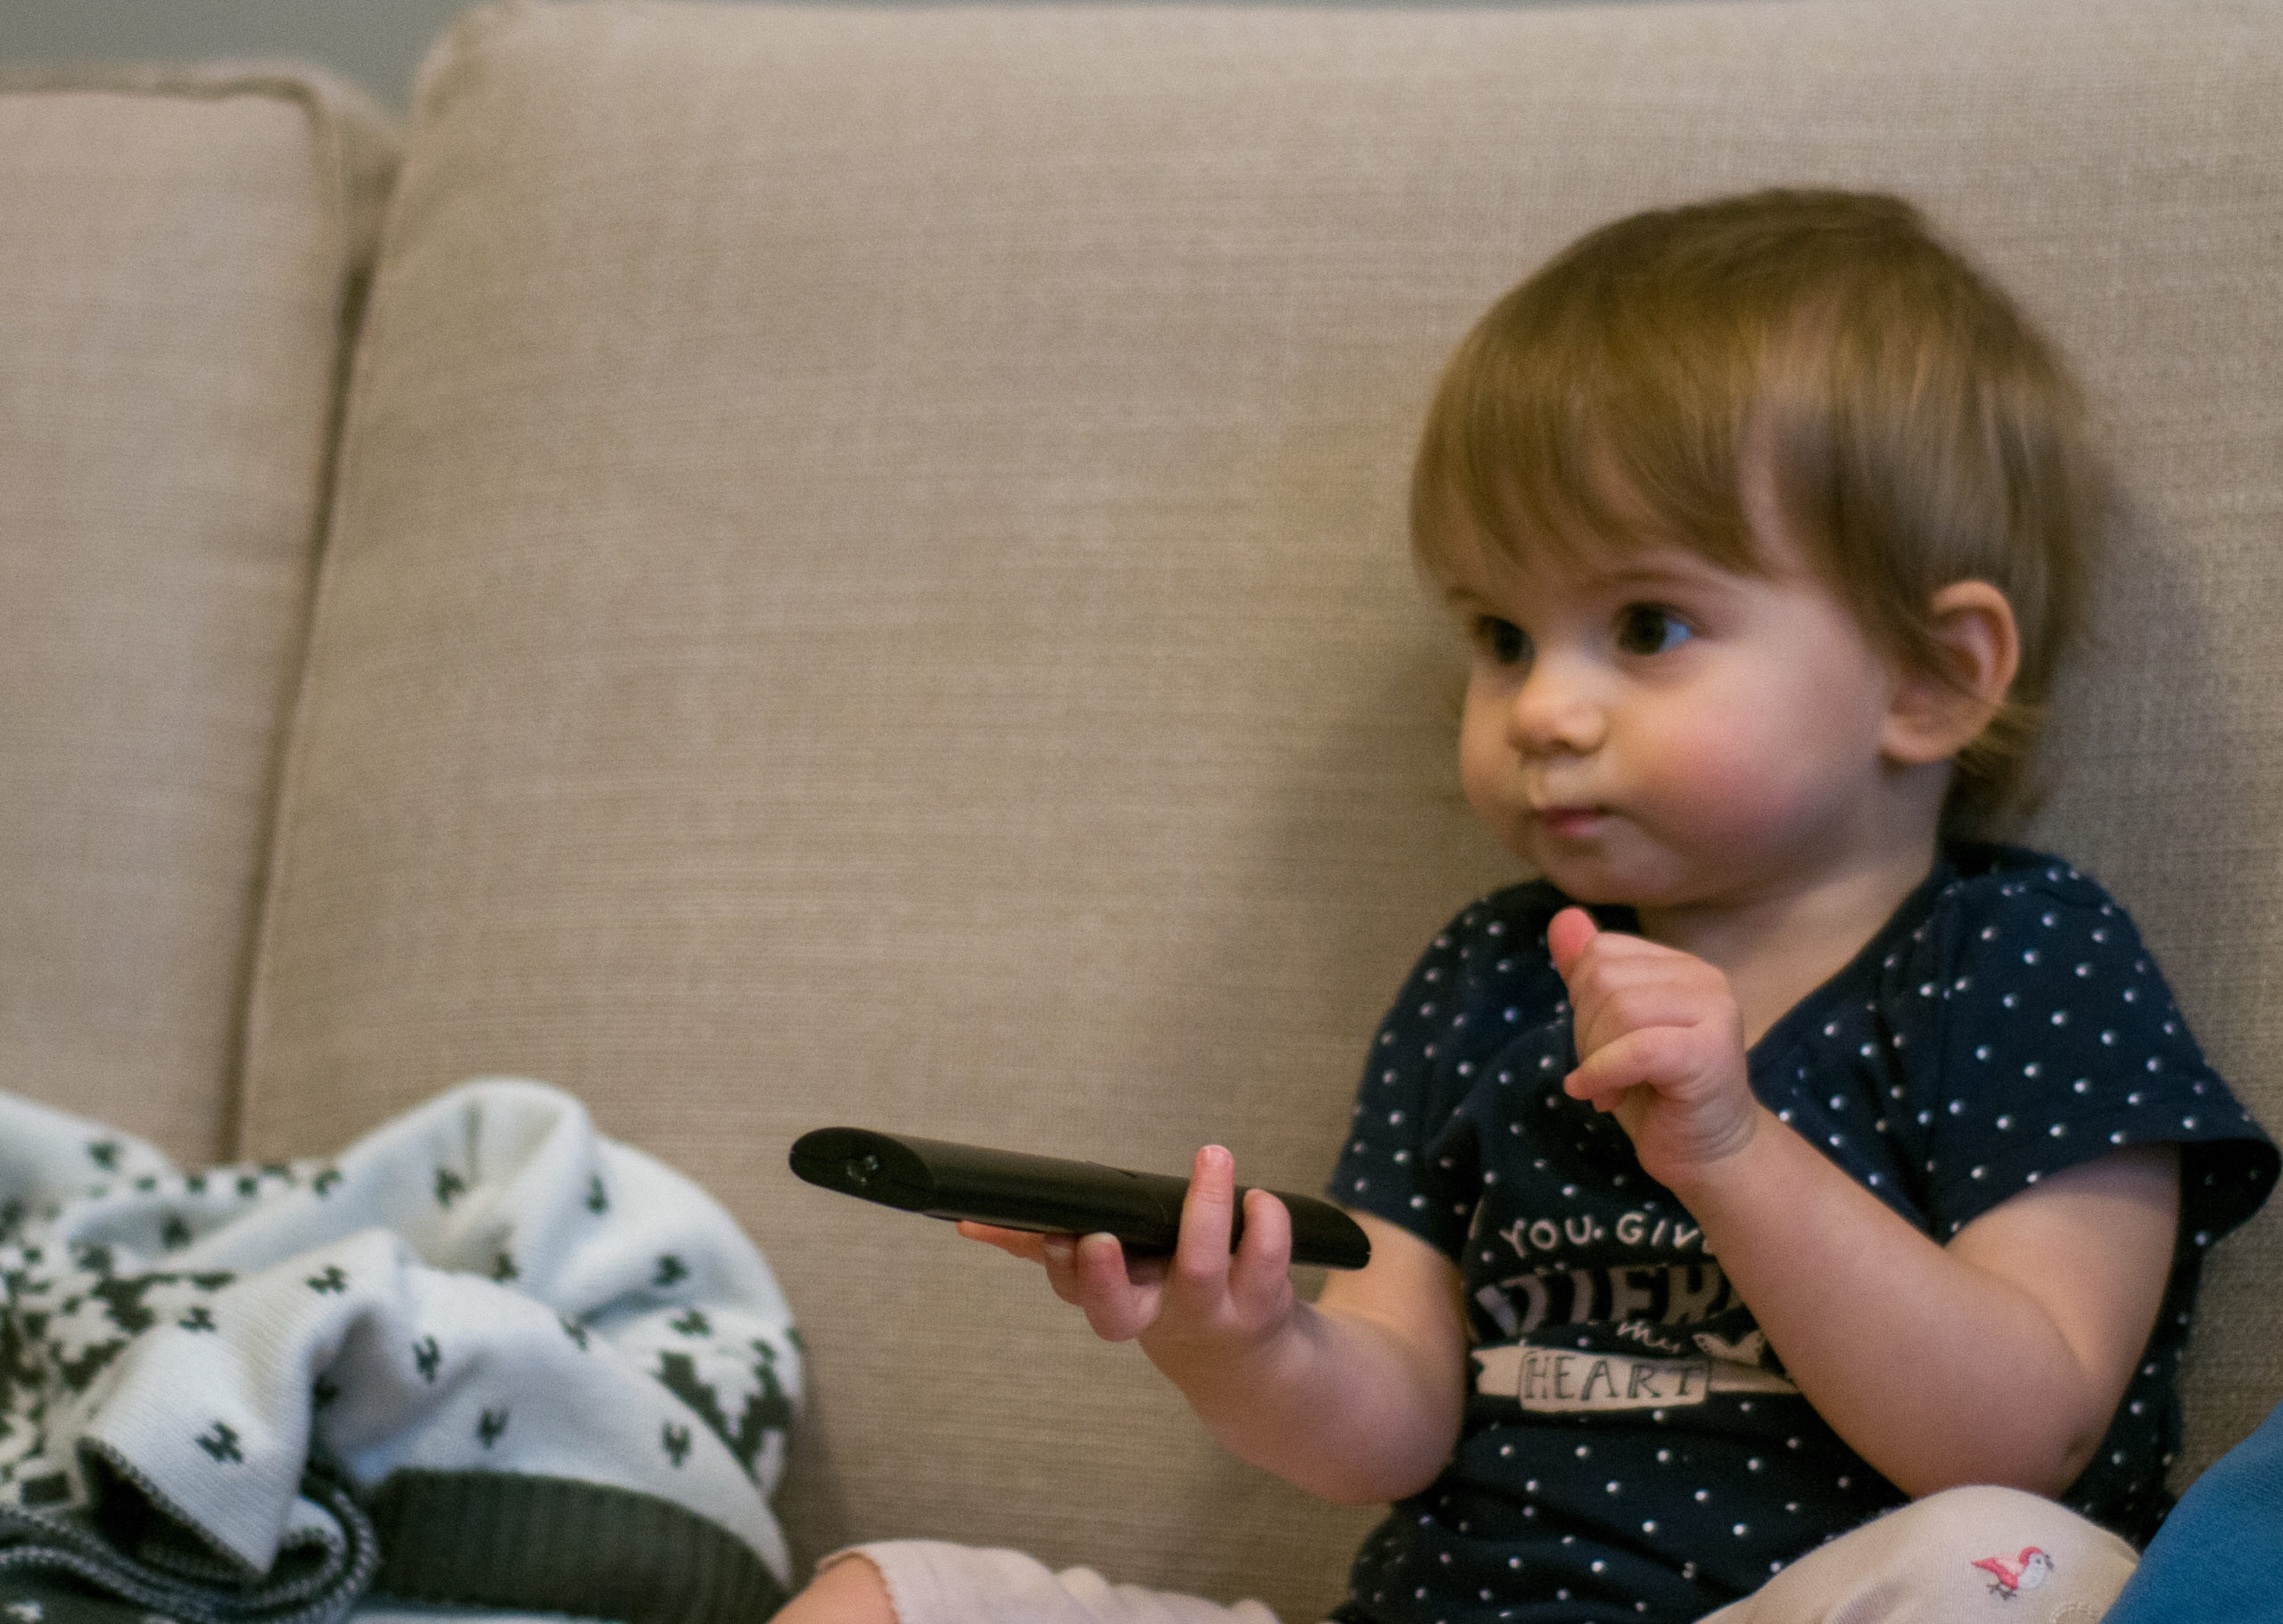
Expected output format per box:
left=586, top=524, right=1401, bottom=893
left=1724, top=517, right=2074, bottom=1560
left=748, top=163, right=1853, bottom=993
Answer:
left=6, top=2, right=2282, bottom=1617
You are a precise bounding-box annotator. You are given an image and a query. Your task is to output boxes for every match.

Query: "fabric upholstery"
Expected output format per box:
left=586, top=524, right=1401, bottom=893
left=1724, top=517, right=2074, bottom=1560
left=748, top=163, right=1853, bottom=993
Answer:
left=0, top=66, right=394, bottom=1162
left=240, top=3, right=2283, bottom=1612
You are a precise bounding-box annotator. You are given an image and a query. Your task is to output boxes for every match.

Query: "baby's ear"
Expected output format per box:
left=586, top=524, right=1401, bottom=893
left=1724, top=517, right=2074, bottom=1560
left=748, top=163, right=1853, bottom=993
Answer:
left=1882, top=581, right=2020, bottom=765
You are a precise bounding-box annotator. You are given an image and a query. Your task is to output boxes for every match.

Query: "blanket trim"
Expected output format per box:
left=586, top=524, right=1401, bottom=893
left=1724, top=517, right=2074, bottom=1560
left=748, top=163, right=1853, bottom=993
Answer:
left=365, top=1468, right=787, bottom=1622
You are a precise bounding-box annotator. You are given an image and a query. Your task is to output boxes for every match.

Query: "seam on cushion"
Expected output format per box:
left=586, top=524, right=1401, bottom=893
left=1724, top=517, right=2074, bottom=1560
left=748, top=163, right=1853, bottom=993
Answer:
left=230, top=57, right=417, bottom=1160
left=226, top=70, right=401, bottom=1160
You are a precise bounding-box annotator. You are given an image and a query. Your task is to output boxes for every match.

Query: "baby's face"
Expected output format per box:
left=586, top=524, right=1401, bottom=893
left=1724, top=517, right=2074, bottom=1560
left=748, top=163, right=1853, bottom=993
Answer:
left=1445, top=506, right=1914, bottom=919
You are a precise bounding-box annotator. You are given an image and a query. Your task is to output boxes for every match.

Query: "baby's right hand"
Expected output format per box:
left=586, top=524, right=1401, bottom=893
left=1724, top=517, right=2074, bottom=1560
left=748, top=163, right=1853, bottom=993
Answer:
left=960, top=1144, right=1299, bottom=1361
left=1548, top=906, right=1764, bottom=1188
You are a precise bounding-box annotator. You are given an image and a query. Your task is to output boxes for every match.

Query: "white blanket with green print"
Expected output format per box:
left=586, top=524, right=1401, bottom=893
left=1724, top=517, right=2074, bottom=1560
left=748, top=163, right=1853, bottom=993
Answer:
left=0, top=1079, right=799, bottom=1624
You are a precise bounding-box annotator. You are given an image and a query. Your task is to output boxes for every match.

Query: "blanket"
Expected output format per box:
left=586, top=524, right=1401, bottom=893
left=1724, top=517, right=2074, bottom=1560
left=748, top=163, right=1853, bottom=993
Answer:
left=2100, top=1396, right=2283, bottom=1623
left=0, top=1080, right=800, bottom=1624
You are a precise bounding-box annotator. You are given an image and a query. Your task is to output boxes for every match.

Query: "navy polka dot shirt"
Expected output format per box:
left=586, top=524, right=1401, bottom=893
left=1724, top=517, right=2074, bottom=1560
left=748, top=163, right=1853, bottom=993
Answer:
left=1326, top=845, right=2278, bottom=1624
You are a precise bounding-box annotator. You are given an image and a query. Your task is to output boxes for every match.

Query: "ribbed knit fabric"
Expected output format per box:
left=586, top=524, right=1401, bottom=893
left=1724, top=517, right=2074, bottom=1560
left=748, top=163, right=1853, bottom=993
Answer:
left=367, top=1470, right=787, bottom=1622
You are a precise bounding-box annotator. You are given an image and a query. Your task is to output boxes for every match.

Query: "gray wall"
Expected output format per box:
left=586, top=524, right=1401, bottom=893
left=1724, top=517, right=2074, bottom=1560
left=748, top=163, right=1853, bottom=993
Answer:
left=1, top=0, right=1645, bottom=111
left=2, top=0, right=478, bottom=109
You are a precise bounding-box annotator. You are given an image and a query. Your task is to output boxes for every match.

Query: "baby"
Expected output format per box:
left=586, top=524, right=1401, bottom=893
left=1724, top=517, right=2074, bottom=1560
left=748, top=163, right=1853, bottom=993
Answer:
left=779, top=190, right=2278, bottom=1624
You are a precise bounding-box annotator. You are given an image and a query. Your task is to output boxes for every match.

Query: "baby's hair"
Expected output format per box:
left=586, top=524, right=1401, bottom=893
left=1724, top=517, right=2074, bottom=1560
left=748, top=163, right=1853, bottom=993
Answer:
left=1413, top=188, right=2104, bottom=837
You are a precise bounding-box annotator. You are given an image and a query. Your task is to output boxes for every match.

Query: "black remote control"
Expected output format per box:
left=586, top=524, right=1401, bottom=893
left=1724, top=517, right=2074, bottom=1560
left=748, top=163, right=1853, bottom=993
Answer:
left=789, top=1127, right=1372, bottom=1270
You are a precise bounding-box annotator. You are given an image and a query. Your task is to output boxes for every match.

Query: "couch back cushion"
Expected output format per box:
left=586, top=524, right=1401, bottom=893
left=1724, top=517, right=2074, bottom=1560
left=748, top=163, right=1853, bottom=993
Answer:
left=243, top=2, right=2283, bottom=1612
left=0, top=68, right=393, bottom=1162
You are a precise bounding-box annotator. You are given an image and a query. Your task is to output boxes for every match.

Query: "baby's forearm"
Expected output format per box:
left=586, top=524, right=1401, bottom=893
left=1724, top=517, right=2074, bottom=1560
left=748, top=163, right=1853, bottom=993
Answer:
left=1143, top=1294, right=1463, bottom=1504
left=1663, top=1109, right=2178, bottom=1498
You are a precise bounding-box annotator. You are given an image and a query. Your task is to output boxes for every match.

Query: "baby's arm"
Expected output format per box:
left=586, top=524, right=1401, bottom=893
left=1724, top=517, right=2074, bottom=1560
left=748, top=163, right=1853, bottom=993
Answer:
left=962, top=1144, right=1469, bottom=1504
left=1550, top=908, right=2180, bottom=1500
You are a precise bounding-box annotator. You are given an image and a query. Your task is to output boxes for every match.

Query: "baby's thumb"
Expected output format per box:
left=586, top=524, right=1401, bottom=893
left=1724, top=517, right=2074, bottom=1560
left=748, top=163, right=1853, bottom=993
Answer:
left=1546, top=906, right=1600, bottom=979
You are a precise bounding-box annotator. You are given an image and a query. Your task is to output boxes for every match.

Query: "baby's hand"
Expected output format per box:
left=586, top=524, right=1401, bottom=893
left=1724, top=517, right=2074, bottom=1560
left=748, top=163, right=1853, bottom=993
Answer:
left=1547, top=907, right=1762, bottom=1184
left=959, top=1145, right=1298, bottom=1359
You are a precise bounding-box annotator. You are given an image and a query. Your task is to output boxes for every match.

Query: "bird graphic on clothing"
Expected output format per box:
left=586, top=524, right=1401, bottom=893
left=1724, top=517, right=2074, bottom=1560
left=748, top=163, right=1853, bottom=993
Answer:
left=1971, top=1546, right=2054, bottom=1599
left=1693, top=1329, right=1767, bottom=1364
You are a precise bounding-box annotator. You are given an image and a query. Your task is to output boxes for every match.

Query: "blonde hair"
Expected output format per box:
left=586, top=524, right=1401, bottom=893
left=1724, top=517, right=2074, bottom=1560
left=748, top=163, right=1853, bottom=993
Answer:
left=1413, top=189, right=2103, bottom=837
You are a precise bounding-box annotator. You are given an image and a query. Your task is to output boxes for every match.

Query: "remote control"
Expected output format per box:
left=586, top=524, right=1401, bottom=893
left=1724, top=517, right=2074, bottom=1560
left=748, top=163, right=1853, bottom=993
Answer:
left=788, top=1127, right=1372, bottom=1269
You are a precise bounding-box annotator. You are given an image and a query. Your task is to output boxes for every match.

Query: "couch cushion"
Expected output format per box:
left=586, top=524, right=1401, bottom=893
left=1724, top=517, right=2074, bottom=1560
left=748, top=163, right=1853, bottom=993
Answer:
left=0, top=66, right=394, bottom=1163
left=243, top=1, right=2283, bottom=1611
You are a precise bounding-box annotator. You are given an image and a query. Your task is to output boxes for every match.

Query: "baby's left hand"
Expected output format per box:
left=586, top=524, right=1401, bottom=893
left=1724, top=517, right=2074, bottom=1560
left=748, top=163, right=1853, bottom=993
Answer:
left=1547, top=907, right=1763, bottom=1187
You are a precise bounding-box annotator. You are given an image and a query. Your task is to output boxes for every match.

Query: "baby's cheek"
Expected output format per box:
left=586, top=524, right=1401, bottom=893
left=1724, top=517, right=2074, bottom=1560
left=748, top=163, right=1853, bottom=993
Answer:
left=1457, top=724, right=1524, bottom=836
left=1641, top=722, right=1817, bottom=847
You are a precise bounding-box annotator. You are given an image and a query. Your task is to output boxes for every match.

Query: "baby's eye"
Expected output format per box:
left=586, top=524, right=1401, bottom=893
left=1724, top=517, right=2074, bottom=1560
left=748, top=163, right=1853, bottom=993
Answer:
left=1474, top=616, right=1529, bottom=666
left=1614, top=604, right=1693, bottom=656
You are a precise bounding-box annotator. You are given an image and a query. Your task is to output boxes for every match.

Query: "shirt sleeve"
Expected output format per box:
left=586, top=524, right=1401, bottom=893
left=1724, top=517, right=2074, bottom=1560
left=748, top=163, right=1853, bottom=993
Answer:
left=1912, top=864, right=2277, bottom=1242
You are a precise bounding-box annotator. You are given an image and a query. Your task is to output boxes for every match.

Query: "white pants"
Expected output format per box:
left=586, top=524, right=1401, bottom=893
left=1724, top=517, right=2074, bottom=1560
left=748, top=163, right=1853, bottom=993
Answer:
left=830, top=1486, right=2137, bottom=1624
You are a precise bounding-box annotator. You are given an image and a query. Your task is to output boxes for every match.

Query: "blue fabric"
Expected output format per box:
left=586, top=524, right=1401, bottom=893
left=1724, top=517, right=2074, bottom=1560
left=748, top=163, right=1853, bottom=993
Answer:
left=2103, top=1399, right=2283, bottom=1623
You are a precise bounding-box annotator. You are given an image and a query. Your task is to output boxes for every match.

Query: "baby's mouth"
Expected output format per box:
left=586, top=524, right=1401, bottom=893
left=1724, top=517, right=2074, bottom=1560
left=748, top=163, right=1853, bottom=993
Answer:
left=1532, top=804, right=1607, bottom=840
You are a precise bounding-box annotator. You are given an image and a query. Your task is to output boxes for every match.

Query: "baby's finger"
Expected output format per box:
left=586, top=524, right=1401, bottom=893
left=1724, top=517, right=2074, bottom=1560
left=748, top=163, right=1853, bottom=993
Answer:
left=1068, top=1231, right=1161, bottom=1341
left=1034, top=1233, right=1089, bottom=1305
left=1546, top=906, right=1601, bottom=979
left=1228, top=1187, right=1295, bottom=1314
left=957, top=1221, right=1052, bottom=1262
left=1565, top=1025, right=1689, bottom=1103
left=1169, top=1144, right=1241, bottom=1294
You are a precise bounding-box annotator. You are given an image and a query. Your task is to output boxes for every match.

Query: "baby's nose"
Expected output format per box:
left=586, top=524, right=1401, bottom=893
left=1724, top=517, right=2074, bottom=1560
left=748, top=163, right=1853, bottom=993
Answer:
left=1508, top=662, right=1606, bottom=754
